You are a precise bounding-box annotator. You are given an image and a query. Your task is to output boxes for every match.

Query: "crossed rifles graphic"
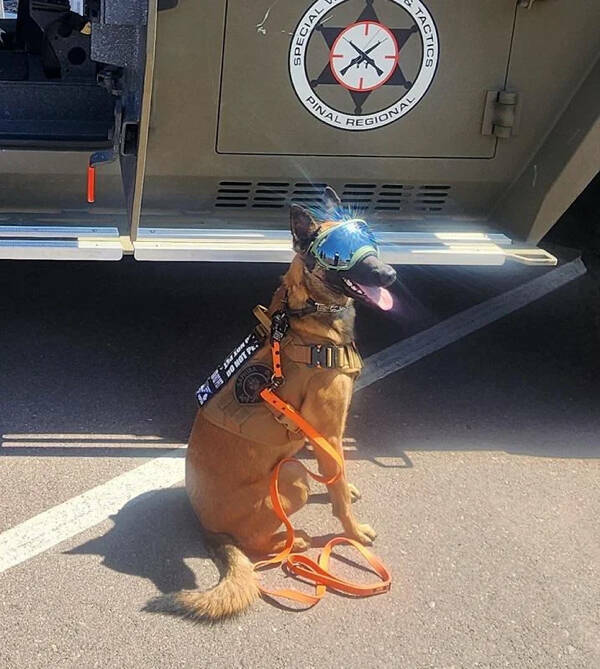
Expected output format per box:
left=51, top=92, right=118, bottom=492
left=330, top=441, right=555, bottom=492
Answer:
left=340, top=37, right=386, bottom=77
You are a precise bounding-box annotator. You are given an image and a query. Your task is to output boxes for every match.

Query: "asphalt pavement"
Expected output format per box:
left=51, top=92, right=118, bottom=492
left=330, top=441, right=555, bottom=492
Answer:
left=1, top=236, right=599, bottom=667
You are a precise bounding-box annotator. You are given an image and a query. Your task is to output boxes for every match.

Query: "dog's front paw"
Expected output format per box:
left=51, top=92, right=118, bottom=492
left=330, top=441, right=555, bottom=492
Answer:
left=348, top=483, right=362, bottom=502
left=347, top=522, right=377, bottom=546
left=292, top=535, right=311, bottom=552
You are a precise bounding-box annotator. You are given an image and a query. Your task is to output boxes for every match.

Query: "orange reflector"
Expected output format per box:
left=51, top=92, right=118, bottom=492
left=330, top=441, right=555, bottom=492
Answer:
left=87, top=165, right=96, bottom=203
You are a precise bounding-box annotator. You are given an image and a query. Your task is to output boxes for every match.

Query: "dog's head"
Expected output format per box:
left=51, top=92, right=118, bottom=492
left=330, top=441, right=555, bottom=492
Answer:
left=290, top=187, right=397, bottom=311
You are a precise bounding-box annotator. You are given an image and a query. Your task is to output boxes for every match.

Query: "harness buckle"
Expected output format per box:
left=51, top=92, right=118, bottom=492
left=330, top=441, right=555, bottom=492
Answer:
left=310, top=345, right=337, bottom=368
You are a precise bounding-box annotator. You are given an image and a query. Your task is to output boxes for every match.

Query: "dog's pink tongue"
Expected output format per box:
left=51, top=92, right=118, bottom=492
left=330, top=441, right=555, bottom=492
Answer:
left=357, top=283, right=394, bottom=311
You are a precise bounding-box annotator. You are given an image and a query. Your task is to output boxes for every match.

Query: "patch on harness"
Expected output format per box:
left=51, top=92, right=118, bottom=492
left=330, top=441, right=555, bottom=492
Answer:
left=235, top=364, right=272, bottom=404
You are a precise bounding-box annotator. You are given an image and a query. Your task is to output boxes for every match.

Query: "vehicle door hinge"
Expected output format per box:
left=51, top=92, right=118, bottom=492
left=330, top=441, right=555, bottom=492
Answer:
left=481, top=90, right=521, bottom=139
left=517, top=0, right=537, bottom=9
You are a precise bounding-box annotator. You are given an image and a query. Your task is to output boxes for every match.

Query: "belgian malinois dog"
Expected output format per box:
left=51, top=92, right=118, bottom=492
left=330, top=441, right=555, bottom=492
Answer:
left=148, top=187, right=396, bottom=620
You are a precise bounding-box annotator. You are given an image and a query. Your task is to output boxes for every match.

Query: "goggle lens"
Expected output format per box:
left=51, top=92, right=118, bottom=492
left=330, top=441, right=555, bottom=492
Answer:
left=309, top=219, right=379, bottom=271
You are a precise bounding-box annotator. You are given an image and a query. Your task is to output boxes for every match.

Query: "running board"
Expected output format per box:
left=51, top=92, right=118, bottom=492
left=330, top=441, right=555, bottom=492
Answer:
left=0, top=226, right=123, bottom=261
left=0, top=226, right=557, bottom=265
left=133, top=228, right=557, bottom=266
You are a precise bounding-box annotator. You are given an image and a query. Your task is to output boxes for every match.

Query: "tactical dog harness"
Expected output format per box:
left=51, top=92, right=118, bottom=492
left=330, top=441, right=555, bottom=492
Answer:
left=197, top=303, right=362, bottom=447
left=195, top=299, right=391, bottom=607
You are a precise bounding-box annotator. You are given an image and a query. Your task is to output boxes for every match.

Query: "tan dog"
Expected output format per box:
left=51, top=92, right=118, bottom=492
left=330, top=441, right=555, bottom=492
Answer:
left=148, top=187, right=396, bottom=621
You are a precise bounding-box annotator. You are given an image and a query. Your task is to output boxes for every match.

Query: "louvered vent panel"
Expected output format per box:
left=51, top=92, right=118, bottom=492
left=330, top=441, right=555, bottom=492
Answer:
left=214, top=181, right=252, bottom=208
left=252, top=181, right=289, bottom=209
left=215, top=182, right=452, bottom=213
left=290, top=182, right=327, bottom=206
left=375, top=185, right=451, bottom=212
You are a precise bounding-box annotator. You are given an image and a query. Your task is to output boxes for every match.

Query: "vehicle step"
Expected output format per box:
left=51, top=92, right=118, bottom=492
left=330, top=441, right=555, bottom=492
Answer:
left=0, top=226, right=122, bottom=260
left=133, top=228, right=556, bottom=266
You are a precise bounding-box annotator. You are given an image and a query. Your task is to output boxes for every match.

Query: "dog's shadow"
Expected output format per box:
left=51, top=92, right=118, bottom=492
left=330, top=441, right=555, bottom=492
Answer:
left=65, top=486, right=382, bottom=599
left=66, top=487, right=209, bottom=594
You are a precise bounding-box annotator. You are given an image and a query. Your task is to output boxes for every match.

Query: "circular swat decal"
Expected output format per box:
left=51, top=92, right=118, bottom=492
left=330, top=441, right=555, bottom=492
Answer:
left=235, top=365, right=272, bottom=404
left=289, top=0, right=439, bottom=131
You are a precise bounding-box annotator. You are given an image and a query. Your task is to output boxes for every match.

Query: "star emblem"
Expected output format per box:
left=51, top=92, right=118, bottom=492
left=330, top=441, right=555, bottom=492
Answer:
left=310, top=0, right=419, bottom=114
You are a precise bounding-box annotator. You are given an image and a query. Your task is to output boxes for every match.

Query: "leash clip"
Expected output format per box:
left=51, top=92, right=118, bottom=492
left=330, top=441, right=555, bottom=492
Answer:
left=270, top=310, right=290, bottom=344
left=269, top=373, right=285, bottom=390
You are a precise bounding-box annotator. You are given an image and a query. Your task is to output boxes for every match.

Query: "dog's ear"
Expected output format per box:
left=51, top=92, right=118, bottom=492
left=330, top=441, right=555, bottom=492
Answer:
left=290, top=204, right=319, bottom=252
left=323, top=186, right=341, bottom=215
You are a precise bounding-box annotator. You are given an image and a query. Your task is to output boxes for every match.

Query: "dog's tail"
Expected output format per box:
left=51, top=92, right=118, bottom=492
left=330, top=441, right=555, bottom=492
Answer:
left=144, top=535, right=260, bottom=622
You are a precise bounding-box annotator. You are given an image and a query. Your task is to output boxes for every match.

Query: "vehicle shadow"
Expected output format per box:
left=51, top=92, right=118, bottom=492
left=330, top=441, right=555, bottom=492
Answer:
left=1, top=255, right=599, bottom=461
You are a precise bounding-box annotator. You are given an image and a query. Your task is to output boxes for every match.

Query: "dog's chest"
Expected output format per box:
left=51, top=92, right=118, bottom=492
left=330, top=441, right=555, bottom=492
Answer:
left=200, top=344, right=308, bottom=448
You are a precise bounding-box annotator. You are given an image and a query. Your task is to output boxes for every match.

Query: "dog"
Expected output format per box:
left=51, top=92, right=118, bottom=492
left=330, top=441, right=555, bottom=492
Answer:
left=147, top=187, right=397, bottom=621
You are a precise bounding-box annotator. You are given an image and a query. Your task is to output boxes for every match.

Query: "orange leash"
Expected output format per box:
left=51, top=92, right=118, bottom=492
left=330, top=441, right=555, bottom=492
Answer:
left=256, top=383, right=392, bottom=606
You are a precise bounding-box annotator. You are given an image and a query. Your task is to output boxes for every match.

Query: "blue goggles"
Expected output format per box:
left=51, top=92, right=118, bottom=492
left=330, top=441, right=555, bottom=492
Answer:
left=308, top=219, right=379, bottom=271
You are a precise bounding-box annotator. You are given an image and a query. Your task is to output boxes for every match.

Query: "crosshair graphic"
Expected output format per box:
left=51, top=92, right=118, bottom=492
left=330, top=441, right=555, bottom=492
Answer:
left=329, top=21, right=399, bottom=92
left=311, top=0, right=419, bottom=114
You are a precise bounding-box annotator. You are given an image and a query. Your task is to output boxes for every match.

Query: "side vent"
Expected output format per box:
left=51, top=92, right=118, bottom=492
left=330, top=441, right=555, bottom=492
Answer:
left=290, top=182, right=327, bottom=206
left=414, top=185, right=451, bottom=212
left=215, top=181, right=251, bottom=208
left=252, top=182, right=289, bottom=209
left=341, top=184, right=376, bottom=211
left=375, top=184, right=406, bottom=211
left=375, top=185, right=451, bottom=212
left=214, top=182, right=452, bottom=213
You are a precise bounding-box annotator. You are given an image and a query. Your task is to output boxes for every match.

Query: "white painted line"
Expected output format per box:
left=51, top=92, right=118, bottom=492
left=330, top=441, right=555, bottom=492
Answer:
left=0, top=257, right=586, bottom=574
left=0, top=449, right=185, bottom=574
left=2, top=433, right=168, bottom=441
left=355, top=257, right=586, bottom=391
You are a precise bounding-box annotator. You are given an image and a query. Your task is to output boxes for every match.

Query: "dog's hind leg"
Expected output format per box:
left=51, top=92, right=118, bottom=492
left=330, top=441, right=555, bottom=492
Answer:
left=347, top=482, right=362, bottom=501
left=236, top=461, right=311, bottom=555
left=246, top=530, right=312, bottom=556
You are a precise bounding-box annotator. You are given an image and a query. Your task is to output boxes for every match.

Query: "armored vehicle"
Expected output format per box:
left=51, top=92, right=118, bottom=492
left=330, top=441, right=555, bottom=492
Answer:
left=1, top=0, right=598, bottom=266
